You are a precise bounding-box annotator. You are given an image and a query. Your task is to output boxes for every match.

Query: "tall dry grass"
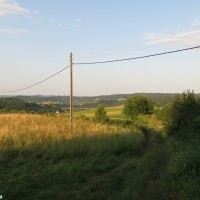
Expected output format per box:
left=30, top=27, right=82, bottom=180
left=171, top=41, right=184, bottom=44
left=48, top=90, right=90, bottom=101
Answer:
left=0, top=113, right=134, bottom=151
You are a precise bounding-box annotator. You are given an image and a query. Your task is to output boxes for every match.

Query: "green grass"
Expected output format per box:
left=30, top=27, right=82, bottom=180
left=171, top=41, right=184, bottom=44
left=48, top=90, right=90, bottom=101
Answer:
left=0, top=128, right=145, bottom=200
left=0, top=128, right=173, bottom=200
left=76, top=106, right=124, bottom=119
left=76, top=106, right=163, bottom=131
left=0, top=114, right=199, bottom=200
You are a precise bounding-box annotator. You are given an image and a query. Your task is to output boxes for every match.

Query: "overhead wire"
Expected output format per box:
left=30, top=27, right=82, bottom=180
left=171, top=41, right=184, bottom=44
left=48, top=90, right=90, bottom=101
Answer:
left=146, top=32, right=200, bottom=45
left=145, top=26, right=200, bottom=42
left=145, top=35, right=200, bottom=48
left=74, top=45, right=200, bottom=65
left=139, top=26, right=200, bottom=50
left=76, top=26, right=200, bottom=62
left=1, top=44, right=200, bottom=94
left=0, top=65, right=69, bottom=94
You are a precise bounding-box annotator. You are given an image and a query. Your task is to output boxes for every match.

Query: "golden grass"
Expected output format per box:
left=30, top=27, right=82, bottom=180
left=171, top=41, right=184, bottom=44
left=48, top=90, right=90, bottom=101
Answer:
left=148, top=114, right=163, bottom=130
left=0, top=114, right=130, bottom=150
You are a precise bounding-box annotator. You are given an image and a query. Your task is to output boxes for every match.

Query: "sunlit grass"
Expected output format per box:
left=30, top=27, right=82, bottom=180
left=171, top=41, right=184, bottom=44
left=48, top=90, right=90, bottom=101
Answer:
left=76, top=105, right=123, bottom=119
left=0, top=113, right=137, bottom=151
left=0, top=113, right=147, bottom=200
left=0, top=113, right=198, bottom=200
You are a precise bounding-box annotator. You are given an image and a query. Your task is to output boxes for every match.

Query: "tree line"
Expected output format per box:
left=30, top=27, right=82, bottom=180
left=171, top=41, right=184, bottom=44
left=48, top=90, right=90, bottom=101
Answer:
left=5, top=93, right=181, bottom=108
left=95, top=90, right=200, bottom=139
left=0, top=98, right=63, bottom=113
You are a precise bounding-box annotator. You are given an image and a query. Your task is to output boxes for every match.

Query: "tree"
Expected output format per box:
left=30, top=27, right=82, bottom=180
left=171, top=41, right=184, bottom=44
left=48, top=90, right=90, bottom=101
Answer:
left=159, top=90, right=200, bottom=138
left=94, top=104, right=109, bottom=123
left=0, top=98, right=26, bottom=112
left=123, top=96, right=154, bottom=119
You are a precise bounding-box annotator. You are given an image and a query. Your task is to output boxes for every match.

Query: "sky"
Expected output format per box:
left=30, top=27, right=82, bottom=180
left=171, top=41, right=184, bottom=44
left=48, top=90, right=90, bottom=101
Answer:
left=0, top=0, right=200, bottom=96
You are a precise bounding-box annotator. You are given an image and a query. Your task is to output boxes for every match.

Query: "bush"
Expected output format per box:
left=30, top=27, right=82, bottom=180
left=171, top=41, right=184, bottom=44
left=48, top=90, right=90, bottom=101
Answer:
left=157, top=103, right=173, bottom=126
left=160, top=90, right=200, bottom=138
left=165, top=138, right=200, bottom=200
left=94, top=104, right=109, bottom=123
left=108, top=119, right=132, bottom=127
left=123, top=96, right=154, bottom=120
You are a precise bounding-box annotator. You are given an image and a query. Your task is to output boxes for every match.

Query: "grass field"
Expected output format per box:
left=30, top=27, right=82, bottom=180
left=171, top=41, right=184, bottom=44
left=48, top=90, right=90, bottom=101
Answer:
left=0, top=113, right=199, bottom=200
left=76, top=106, right=124, bottom=119
left=76, top=105, right=163, bottom=130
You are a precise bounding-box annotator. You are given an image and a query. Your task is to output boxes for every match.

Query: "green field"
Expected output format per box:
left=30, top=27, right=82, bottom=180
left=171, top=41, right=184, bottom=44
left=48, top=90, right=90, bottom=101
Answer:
left=76, top=106, right=124, bottom=119
left=76, top=106, right=163, bottom=130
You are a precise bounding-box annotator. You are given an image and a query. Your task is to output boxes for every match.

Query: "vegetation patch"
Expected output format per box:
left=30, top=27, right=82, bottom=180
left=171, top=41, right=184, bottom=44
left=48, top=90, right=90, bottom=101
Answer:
left=0, top=91, right=200, bottom=199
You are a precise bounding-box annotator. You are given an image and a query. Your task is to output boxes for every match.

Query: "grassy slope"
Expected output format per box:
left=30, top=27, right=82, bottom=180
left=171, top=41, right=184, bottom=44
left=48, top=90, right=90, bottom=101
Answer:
left=0, top=114, right=199, bottom=200
left=76, top=106, right=123, bottom=119
left=77, top=106, right=163, bottom=132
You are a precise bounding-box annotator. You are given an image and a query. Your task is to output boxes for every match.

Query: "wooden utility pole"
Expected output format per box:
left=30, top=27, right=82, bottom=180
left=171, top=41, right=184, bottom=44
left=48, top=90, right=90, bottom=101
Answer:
left=70, top=52, right=73, bottom=130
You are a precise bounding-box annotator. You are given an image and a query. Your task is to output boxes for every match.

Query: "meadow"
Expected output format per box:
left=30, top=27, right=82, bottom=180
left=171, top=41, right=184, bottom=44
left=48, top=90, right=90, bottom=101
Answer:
left=0, top=113, right=199, bottom=200
left=76, top=105, right=124, bottom=119
left=76, top=106, right=163, bottom=130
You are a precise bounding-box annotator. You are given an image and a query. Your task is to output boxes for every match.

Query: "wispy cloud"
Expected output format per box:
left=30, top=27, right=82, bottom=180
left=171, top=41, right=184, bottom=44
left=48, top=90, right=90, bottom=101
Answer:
left=73, top=18, right=81, bottom=28
left=0, top=0, right=30, bottom=17
left=192, top=17, right=200, bottom=27
left=144, top=20, right=200, bottom=47
left=0, top=27, right=29, bottom=34
left=57, top=18, right=82, bottom=29
left=49, top=17, right=56, bottom=23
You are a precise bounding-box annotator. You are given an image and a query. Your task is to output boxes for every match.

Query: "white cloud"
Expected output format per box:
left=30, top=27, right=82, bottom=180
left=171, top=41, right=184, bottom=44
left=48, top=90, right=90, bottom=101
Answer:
left=49, top=17, right=56, bottom=23
left=144, top=21, right=200, bottom=47
left=57, top=18, right=82, bottom=29
left=145, top=30, right=200, bottom=46
left=73, top=18, right=81, bottom=28
left=0, top=27, right=29, bottom=34
left=192, top=17, right=200, bottom=27
left=0, top=0, right=30, bottom=17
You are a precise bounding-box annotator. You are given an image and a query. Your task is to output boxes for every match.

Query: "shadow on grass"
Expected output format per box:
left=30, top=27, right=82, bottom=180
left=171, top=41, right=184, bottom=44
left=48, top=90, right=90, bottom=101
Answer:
left=2, top=128, right=190, bottom=200
left=0, top=131, right=147, bottom=200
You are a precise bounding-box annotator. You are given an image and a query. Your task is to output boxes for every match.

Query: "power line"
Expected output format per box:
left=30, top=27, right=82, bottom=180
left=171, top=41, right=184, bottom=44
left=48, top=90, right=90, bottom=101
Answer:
left=1, top=44, right=200, bottom=94
left=146, top=32, right=200, bottom=46
left=76, top=27, right=200, bottom=60
left=145, top=26, right=200, bottom=42
left=143, top=27, right=200, bottom=47
left=145, top=36, right=200, bottom=48
left=74, top=45, right=200, bottom=65
left=0, top=66, right=69, bottom=94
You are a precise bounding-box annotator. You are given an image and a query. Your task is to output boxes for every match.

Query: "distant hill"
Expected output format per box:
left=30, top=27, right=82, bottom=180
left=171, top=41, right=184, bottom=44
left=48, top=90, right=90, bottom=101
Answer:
left=0, top=98, right=64, bottom=113
left=5, top=93, right=180, bottom=107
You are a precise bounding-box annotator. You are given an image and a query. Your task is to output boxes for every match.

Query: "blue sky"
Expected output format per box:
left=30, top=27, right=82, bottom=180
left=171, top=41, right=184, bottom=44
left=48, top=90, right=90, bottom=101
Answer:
left=0, top=0, right=200, bottom=96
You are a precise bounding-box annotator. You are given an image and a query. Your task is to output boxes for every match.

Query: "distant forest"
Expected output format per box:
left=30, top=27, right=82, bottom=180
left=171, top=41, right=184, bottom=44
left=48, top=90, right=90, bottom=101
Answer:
left=0, top=98, right=64, bottom=113
left=0, top=93, right=195, bottom=113
left=9, top=93, right=180, bottom=107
